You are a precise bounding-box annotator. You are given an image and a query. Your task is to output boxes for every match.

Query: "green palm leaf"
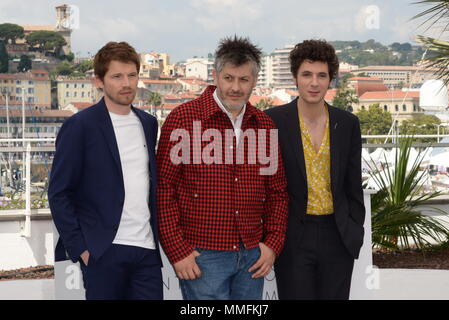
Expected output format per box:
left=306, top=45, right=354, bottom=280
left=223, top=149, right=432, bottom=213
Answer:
left=366, top=136, right=449, bottom=250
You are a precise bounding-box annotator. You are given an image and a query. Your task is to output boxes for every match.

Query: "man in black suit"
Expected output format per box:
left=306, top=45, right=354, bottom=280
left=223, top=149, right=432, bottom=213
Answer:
left=265, top=40, right=365, bottom=300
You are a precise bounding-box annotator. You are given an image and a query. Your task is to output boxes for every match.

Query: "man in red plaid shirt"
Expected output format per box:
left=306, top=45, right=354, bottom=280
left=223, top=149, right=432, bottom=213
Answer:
left=157, top=36, right=288, bottom=300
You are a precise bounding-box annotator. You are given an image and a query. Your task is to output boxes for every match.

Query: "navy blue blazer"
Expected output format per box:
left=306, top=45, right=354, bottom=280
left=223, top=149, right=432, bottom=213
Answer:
left=49, top=98, right=161, bottom=265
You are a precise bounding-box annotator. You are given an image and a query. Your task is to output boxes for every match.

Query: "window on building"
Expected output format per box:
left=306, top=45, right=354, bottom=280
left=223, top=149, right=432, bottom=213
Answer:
left=384, top=105, right=388, bottom=111
left=28, top=81, right=33, bottom=85
left=361, top=105, right=365, bottom=110
left=74, top=84, right=77, bottom=89
left=16, top=80, right=21, bottom=85
left=413, top=104, right=417, bottom=111
left=16, top=88, right=21, bottom=94
left=74, top=92, right=77, bottom=97
left=395, top=105, right=399, bottom=112
left=66, top=84, right=69, bottom=88
left=81, top=92, right=85, bottom=98
left=402, top=104, right=407, bottom=111
left=66, top=92, right=70, bottom=97
left=28, top=88, right=34, bottom=94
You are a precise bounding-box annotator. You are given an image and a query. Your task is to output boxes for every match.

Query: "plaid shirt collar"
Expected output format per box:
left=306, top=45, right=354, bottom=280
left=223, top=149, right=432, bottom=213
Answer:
left=200, top=85, right=258, bottom=124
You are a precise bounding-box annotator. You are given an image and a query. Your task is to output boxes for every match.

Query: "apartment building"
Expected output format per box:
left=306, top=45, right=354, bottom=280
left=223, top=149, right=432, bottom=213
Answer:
left=353, top=90, right=422, bottom=122
left=138, top=79, right=182, bottom=95
left=184, top=58, right=214, bottom=82
left=271, top=45, right=295, bottom=90
left=257, top=54, right=274, bottom=87
left=354, top=65, right=439, bottom=89
left=0, top=70, right=51, bottom=105
left=56, top=77, right=98, bottom=108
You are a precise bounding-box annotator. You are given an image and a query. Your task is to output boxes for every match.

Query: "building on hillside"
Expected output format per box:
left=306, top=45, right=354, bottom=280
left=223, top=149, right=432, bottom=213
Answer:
left=56, top=77, right=97, bottom=108
left=0, top=70, right=51, bottom=105
left=352, top=90, right=422, bottom=123
left=176, top=78, right=209, bottom=93
left=16, top=5, right=74, bottom=55
left=353, top=65, right=439, bottom=89
left=346, top=77, right=389, bottom=97
left=138, top=79, right=182, bottom=95
left=163, top=92, right=199, bottom=105
left=184, top=58, right=214, bottom=82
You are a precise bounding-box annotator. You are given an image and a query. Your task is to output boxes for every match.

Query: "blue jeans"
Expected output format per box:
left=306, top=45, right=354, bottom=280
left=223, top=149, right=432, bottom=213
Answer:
left=179, top=245, right=264, bottom=300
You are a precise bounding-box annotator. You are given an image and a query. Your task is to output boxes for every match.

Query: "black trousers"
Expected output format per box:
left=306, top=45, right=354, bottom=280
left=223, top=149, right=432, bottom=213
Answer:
left=276, top=214, right=355, bottom=300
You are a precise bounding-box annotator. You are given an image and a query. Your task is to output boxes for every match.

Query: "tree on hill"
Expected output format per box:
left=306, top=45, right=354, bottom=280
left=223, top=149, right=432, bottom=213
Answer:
left=74, top=60, right=94, bottom=74
left=25, top=31, right=66, bottom=55
left=332, top=79, right=358, bottom=111
left=54, top=61, right=74, bottom=76
left=355, top=104, right=392, bottom=137
left=0, top=40, right=8, bottom=73
left=148, top=91, right=162, bottom=107
left=17, top=55, right=32, bottom=72
left=399, top=114, right=441, bottom=143
left=0, top=23, right=24, bottom=44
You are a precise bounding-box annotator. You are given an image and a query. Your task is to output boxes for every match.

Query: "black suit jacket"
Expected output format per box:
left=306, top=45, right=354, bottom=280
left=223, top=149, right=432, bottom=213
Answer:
left=265, top=98, right=365, bottom=264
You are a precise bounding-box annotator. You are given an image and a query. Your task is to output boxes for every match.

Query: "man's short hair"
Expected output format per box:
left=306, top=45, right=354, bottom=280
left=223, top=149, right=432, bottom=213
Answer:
left=214, top=35, right=262, bottom=77
left=289, top=40, right=339, bottom=82
left=94, top=42, right=140, bottom=81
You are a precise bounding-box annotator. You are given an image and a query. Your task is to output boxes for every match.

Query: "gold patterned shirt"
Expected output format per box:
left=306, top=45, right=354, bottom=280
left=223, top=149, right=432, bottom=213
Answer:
left=299, top=108, right=334, bottom=215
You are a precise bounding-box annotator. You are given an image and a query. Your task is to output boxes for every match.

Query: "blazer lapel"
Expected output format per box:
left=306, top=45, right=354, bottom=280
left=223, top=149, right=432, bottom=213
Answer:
left=96, top=99, right=123, bottom=176
left=328, top=105, right=340, bottom=194
left=284, top=98, right=307, bottom=183
left=132, top=107, right=156, bottom=176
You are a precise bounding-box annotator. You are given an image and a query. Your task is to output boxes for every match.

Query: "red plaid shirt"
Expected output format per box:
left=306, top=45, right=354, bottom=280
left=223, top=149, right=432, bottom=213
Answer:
left=157, top=86, right=288, bottom=264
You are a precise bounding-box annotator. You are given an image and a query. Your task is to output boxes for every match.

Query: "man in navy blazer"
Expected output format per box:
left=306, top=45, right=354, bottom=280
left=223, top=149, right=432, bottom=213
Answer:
left=48, top=42, right=163, bottom=300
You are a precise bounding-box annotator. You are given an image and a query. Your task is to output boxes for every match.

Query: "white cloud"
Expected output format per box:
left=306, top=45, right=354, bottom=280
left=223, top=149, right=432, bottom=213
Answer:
left=190, top=0, right=262, bottom=30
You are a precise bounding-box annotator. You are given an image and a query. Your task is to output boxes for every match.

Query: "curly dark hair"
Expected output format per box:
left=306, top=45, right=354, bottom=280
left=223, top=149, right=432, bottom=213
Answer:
left=94, top=42, right=140, bottom=81
left=289, top=40, right=339, bottom=82
left=214, top=35, right=262, bottom=76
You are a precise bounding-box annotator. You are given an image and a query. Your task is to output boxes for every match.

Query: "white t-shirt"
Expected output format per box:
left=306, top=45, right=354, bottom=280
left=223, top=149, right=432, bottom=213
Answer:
left=109, top=110, right=155, bottom=249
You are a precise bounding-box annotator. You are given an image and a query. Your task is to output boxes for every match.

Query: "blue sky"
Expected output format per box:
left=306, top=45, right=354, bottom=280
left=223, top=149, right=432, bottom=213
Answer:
left=0, top=0, right=442, bottom=62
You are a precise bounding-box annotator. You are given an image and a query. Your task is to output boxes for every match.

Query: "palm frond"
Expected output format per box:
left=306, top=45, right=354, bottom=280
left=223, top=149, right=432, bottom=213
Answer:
left=411, top=0, right=449, bottom=31
left=369, top=136, right=449, bottom=250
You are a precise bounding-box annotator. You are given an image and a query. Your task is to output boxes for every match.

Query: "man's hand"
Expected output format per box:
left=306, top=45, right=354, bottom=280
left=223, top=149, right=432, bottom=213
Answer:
left=80, top=250, right=90, bottom=266
left=248, top=243, right=275, bottom=278
left=173, top=250, right=201, bottom=280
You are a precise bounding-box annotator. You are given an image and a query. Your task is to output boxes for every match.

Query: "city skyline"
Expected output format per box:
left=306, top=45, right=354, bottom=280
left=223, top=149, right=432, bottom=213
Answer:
left=0, top=0, right=439, bottom=63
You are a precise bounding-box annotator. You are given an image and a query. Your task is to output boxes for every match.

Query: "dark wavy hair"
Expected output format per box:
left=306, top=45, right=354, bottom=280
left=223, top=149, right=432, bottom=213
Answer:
left=214, top=35, right=262, bottom=77
left=289, top=40, right=339, bottom=82
left=94, top=41, right=140, bottom=81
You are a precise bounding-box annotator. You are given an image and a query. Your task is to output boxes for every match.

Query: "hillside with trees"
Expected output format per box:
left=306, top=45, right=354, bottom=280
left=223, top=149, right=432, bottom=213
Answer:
left=330, top=39, right=427, bottom=66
